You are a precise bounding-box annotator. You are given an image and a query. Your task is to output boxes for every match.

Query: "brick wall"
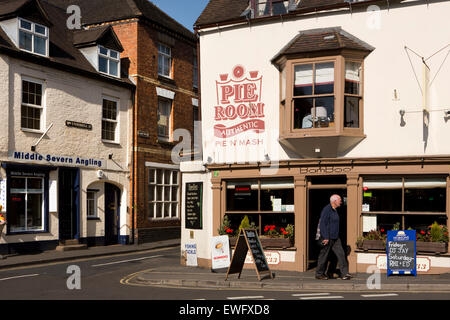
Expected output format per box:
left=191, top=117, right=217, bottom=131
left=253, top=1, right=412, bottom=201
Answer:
left=111, top=19, right=198, bottom=243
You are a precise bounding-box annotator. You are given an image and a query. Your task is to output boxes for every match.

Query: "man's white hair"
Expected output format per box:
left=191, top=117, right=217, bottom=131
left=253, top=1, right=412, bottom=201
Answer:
left=330, top=194, right=341, bottom=203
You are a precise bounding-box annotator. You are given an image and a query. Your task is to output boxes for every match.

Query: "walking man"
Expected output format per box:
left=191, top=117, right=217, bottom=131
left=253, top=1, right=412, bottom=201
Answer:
left=315, top=194, right=352, bottom=280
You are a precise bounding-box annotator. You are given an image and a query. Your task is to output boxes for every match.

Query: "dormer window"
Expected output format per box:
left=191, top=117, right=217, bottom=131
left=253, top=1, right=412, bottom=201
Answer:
left=18, top=18, right=48, bottom=56
left=98, top=45, right=120, bottom=77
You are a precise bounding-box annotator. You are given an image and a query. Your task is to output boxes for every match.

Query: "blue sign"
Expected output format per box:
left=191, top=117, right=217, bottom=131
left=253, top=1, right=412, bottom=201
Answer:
left=387, top=230, right=416, bottom=276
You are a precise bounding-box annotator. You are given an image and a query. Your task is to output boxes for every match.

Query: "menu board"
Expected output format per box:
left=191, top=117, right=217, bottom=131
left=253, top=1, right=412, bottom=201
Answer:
left=387, top=230, right=416, bottom=276
left=226, top=228, right=273, bottom=281
left=185, top=182, right=203, bottom=229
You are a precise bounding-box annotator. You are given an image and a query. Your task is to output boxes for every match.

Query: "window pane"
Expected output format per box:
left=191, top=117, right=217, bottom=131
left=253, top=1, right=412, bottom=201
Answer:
left=148, top=202, right=154, bottom=218
left=164, top=186, right=171, bottom=201
left=148, top=185, right=154, bottom=201
left=10, top=177, right=25, bottom=190
left=171, top=187, right=178, bottom=201
left=110, top=50, right=118, bottom=59
left=27, top=193, right=42, bottom=230
left=172, top=171, right=178, bottom=184
left=109, top=60, right=118, bottom=76
left=103, top=99, right=117, bottom=120
left=99, top=56, right=108, bottom=73
left=21, top=105, right=41, bottom=130
left=149, top=169, right=155, bottom=184
left=405, top=215, right=447, bottom=233
left=171, top=204, right=178, bottom=217
left=163, top=203, right=170, bottom=217
left=294, top=64, right=313, bottom=96
left=404, top=187, right=446, bottom=212
left=226, top=181, right=258, bottom=211
left=345, top=62, right=361, bottom=95
left=156, top=169, right=163, bottom=184
left=101, top=120, right=116, bottom=141
left=28, top=178, right=42, bottom=191
left=314, top=62, right=334, bottom=94
left=375, top=214, right=403, bottom=233
left=158, top=100, right=171, bottom=137
left=293, top=97, right=313, bottom=129
left=344, top=96, right=360, bottom=128
left=260, top=180, right=294, bottom=211
left=99, top=46, right=108, bottom=55
left=20, top=20, right=32, bottom=30
left=33, top=36, right=46, bottom=55
left=156, top=186, right=163, bottom=201
left=225, top=214, right=259, bottom=234
left=314, top=96, right=334, bottom=128
left=19, top=31, right=32, bottom=51
left=164, top=171, right=171, bottom=185
left=261, top=213, right=294, bottom=236
left=9, top=193, right=25, bottom=231
left=34, top=24, right=46, bottom=35
left=155, top=203, right=162, bottom=218
left=363, top=189, right=402, bottom=211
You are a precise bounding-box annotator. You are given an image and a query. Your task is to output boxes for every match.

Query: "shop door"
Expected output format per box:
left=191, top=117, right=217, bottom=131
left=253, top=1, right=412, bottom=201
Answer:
left=307, top=188, right=347, bottom=270
left=104, top=183, right=120, bottom=245
left=58, top=168, right=80, bottom=240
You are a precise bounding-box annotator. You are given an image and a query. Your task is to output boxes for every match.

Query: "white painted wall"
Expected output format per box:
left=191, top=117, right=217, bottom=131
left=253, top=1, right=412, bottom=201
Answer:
left=198, top=1, right=450, bottom=163
left=0, top=54, right=132, bottom=244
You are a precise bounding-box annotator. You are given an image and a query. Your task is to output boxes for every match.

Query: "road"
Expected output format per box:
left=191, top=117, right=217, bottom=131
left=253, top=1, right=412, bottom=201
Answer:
left=0, top=246, right=449, bottom=301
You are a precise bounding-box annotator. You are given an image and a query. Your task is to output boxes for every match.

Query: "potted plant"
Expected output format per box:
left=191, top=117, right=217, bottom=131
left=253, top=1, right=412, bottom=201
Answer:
left=221, top=215, right=257, bottom=247
left=356, top=229, right=387, bottom=251
left=0, top=205, right=6, bottom=235
left=416, top=222, right=449, bottom=254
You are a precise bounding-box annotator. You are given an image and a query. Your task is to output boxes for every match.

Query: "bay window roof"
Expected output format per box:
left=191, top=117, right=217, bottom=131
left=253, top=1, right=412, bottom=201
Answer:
left=272, top=27, right=374, bottom=65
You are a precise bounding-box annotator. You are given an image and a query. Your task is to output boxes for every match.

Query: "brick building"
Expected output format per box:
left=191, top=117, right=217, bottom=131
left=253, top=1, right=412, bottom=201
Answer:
left=55, top=0, right=199, bottom=244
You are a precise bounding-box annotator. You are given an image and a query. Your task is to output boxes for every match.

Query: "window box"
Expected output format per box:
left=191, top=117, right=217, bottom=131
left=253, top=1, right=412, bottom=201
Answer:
left=416, top=241, right=448, bottom=254
left=357, top=239, right=386, bottom=251
left=229, top=236, right=293, bottom=249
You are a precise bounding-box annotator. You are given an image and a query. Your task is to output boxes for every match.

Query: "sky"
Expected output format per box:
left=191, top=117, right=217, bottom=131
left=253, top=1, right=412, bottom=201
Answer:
left=149, top=0, right=210, bottom=31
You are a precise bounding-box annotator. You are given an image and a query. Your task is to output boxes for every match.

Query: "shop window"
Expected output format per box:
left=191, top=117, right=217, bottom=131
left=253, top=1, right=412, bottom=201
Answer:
left=8, top=176, right=44, bottom=232
left=148, top=168, right=179, bottom=220
left=21, top=79, right=44, bottom=131
left=225, top=179, right=294, bottom=246
left=361, top=176, right=447, bottom=235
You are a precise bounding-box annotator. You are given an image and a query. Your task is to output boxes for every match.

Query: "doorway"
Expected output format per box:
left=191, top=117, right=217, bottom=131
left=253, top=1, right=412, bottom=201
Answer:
left=104, top=183, right=121, bottom=245
left=58, top=168, right=80, bottom=240
left=307, top=187, right=347, bottom=270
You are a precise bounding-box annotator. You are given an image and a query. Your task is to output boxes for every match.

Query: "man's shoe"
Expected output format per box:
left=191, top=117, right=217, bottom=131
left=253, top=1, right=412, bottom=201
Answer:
left=315, top=275, right=328, bottom=280
left=340, top=274, right=353, bottom=280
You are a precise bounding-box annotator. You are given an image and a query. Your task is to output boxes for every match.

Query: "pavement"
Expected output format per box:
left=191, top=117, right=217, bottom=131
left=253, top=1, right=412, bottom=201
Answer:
left=1, top=240, right=450, bottom=292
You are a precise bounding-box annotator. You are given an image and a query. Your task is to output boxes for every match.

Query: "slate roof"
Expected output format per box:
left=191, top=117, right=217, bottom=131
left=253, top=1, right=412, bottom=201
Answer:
left=0, top=0, right=133, bottom=88
left=52, top=0, right=196, bottom=42
left=272, top=27, right=375, bottom=63
left=194, top=0, right=392, bottom=29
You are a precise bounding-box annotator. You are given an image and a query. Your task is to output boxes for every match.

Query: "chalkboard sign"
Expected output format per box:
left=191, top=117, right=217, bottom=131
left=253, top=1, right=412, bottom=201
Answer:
left=185, top=182, right=203, bottom=229
left=387, top=230, right=416, bottom=276
left=226, top=228, right=273, bottom=281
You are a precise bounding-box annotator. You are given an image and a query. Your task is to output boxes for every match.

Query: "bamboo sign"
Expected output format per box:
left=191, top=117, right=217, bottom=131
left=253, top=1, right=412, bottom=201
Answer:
left=226, top=228, right=273, bottom=281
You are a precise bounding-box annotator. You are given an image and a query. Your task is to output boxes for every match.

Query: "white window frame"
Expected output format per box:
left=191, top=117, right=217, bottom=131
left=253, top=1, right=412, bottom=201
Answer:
left=18, top=18, right=49, bottom=57
left=9, top=176, right=45, bottom=232
left=101, top=97, right=120, bottom=144
left=21, top=77, right=45, bottom=133
left=158, top=43, right=172, bottom=78
left=86, top=190, right=98, bottom=218
left=157, top=97, right=172, bottom=142
left=148, top=166, right=180, bottom=220
left=98, top=45, right=120, bottom=78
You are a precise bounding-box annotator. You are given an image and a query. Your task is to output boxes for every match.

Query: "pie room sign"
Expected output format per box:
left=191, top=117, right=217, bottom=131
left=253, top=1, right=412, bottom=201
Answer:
left=210, top=65, right=267, bottom=163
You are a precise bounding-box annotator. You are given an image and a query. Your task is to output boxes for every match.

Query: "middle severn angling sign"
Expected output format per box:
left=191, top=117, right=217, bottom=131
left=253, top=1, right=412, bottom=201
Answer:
left=9, top=151, right=105, bottom=168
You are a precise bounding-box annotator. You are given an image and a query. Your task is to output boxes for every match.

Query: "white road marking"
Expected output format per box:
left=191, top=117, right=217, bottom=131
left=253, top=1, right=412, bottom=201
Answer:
left=292, top=293, right=330, bottom=297
left=91, top=255, right=164, bottom=267
left=300, top=295, right=344, bottom=300
left=0, top=274, right=40, bottom=281
left=226, top=296, right=265, bottom=300
left=361, top=293, right=399, bottom=298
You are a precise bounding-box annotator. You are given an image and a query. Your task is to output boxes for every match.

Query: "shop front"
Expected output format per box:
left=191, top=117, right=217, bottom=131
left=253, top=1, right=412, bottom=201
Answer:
left=207, top=158, right=450, bottom=274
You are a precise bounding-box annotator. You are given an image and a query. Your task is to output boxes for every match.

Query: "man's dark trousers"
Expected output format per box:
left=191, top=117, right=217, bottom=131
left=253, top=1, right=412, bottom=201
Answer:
left=316, top=238, right=348, bottom=277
